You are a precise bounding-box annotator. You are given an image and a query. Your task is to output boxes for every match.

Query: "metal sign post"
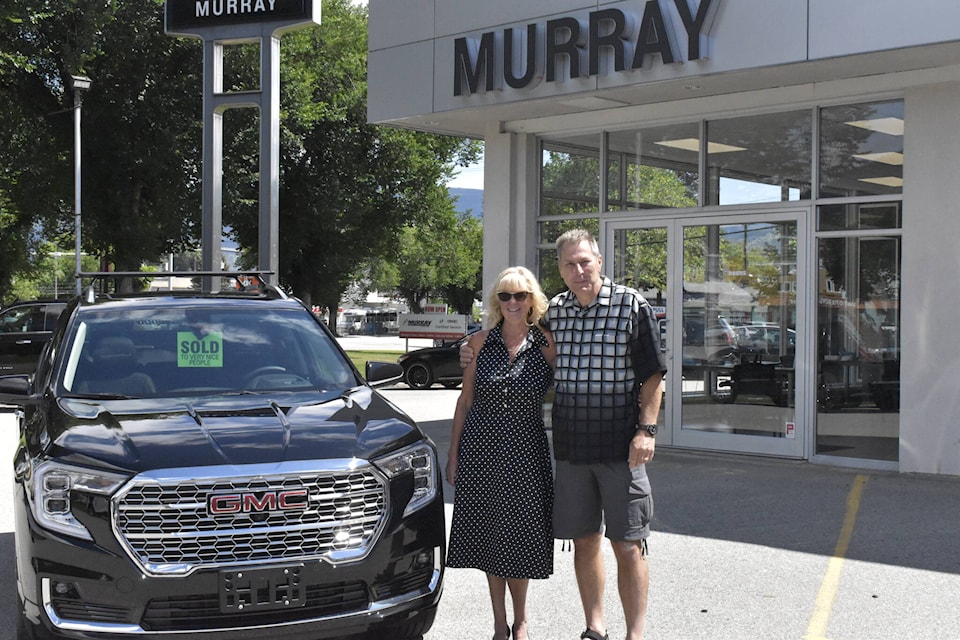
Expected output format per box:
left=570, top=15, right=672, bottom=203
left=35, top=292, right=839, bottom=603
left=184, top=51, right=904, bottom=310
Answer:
left=164, top=1, right=321, bottom=285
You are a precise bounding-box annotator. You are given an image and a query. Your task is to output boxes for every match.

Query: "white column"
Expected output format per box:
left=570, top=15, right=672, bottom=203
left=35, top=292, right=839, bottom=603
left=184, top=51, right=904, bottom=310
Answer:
left=481, top=127, right=539, bottom=299
left=900, top=83, right=960, bottom=476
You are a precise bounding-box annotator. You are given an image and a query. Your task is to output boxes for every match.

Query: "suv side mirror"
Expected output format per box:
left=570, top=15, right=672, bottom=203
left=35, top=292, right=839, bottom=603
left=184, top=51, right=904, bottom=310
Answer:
left=365, top=361, right=404, bottom=387
left=0, top=374, right=32, bottom=406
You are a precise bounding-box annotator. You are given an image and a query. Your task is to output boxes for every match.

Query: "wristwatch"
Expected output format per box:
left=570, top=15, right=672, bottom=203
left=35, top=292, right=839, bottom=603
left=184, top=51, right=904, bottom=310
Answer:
left=638, top=423, right=658, bottom=437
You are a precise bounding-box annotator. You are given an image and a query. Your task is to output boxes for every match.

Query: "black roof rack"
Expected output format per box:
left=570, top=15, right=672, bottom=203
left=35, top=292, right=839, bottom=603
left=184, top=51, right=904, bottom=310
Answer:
left=77, top=271, right=287, bottom=303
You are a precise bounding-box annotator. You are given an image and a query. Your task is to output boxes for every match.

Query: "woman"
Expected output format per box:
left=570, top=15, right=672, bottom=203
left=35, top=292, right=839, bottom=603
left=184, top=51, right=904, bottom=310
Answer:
left=446, top=266, right=556, bottom=640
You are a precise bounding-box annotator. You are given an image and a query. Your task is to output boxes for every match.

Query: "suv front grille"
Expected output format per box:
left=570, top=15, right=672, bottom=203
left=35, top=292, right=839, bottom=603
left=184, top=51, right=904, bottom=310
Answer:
left=113, top=463, right=387, bottom=576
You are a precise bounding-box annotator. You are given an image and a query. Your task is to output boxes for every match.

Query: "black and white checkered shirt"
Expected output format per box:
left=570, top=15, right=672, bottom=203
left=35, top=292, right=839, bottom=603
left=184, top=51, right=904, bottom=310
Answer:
left=547, top=277, right=666, bottom=464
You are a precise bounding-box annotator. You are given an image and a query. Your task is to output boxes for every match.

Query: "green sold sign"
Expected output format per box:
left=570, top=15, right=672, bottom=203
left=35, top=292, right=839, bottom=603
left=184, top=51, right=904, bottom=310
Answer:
left=177, top=331, right=224, bottom=368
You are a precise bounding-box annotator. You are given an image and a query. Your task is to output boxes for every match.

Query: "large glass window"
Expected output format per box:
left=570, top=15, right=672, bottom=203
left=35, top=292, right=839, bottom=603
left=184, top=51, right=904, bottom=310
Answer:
left=816, top=204, right=901, bottom=461
left=681, top=221, right=798, bottom=438
left=818, top=202, right=901, bottom=232
left=534, top=98, right=904, bottom=464
left=705, top=110, right=812, bottom=206
left=541, top=137, right=601, bottom=218
left=819, top=101, right=903, bottom=198
left=540, top=135, right=602, bottom=296
left=606, top=123, right=700, bottom=211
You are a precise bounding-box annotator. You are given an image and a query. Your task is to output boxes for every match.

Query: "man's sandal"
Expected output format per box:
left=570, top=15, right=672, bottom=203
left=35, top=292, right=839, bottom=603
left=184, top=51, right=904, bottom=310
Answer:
left=580, top=629, right=608, bottom=640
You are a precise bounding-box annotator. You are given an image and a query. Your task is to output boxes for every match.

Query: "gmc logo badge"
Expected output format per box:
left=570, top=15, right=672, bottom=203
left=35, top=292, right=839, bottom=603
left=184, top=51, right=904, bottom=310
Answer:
left=208, top=489, right=309, bottom=515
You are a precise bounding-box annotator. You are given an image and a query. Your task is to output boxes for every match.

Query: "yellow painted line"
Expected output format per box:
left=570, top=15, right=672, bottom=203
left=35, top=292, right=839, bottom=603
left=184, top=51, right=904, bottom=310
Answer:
left=803, top=474, right=869, bottom=640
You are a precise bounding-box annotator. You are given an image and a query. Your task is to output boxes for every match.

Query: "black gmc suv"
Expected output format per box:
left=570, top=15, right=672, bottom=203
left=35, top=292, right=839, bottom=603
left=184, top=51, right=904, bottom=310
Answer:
left=0, top=274, right=444, bottom=640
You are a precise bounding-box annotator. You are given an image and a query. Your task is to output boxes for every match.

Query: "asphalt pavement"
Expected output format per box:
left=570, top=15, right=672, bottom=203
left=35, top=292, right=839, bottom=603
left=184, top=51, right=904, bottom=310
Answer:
left=380, top=386, right=960, bottom=640
left=2, top=341, right=959, bottom=640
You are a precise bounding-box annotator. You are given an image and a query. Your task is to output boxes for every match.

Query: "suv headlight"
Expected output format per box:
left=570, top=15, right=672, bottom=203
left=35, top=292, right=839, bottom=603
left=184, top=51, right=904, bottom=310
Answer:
left=29, top=461, right=129, bottom=541
left=374, top=442, right=438, bottom=517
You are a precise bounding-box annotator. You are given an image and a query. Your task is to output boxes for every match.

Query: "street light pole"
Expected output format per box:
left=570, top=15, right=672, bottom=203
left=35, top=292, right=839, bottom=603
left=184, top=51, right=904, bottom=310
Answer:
left=70, top=74, right=92, bottom=295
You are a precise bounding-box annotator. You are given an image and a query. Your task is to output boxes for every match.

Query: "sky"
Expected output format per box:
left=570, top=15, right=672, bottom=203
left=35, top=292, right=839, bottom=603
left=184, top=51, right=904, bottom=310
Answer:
left=447, top=157, right=484, bottom=190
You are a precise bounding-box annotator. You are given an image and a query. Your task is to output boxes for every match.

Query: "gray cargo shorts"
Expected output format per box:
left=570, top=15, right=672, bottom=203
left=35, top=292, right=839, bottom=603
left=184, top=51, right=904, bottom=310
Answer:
left=553, top=459, right=653, bottom=545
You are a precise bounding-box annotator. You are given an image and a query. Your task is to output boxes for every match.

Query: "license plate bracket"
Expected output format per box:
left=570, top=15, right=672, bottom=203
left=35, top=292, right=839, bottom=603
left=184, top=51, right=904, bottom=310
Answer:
left=219, top=564, right=306, bottom=613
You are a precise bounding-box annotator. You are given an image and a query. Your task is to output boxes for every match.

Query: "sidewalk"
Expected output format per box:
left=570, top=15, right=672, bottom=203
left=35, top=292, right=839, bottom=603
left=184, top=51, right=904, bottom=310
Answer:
left=381, top=388, right=960, bottom=639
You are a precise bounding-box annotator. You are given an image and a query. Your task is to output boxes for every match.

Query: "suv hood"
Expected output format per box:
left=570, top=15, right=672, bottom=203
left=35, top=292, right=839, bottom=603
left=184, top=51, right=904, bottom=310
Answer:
left=49, top=387, right=421, bottom=472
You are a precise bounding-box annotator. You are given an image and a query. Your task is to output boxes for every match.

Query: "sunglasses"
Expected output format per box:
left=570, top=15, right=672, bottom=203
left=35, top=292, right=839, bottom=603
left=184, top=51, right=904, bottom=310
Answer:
left=497, top=291, right=529, bottom=302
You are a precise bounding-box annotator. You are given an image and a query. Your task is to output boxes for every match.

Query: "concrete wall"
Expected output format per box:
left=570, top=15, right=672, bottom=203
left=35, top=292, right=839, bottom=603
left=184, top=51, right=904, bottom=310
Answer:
left=369, top=0, right=960, bottom=123
left=481, top=129, right=539, bottom=306
left=900, top=83, right=960, bottom=476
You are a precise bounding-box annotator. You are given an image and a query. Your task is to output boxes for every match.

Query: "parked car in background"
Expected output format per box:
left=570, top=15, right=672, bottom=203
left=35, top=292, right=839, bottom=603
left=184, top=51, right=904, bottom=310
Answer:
left=0, top=300, right=67, bottom=375
left=400, top=331, right=478, bottom=390
left=1, top=274, right=444, bottom=640
left=681, top=312, right=738, bottom=368
left=734, top=323, right=797, bottom=360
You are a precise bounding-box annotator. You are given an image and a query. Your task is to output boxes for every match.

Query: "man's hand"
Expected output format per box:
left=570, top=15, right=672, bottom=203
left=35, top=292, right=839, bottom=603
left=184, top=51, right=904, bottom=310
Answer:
left=459, top=341, right=476, bottom=368
left=629, top=431, right=655, bottom=467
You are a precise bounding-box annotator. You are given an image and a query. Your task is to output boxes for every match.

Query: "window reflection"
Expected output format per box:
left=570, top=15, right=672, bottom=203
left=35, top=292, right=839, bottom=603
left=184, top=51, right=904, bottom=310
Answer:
left=681, top=222, right=798, bottom=437
left=818, top=202, right=901, bottom=232
left=612, top=227, right=668, bottom=302
left=540, top=135, right=602, bottom=295
left=533, top=99, right=905, bottom=462
left=705, top=110, right=812, bottom=206
left=606, top=123, right=700, bottom=210
left=816, top=222, right=901, bottom=461
left=819, top=101, right=903, bottom=198
left=541, top=139, right=601, bottom=217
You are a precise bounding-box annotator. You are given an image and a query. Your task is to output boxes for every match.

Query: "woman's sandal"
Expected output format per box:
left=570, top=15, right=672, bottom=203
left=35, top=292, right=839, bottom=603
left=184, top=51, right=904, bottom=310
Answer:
left=580, top=629, right=609, bottom=640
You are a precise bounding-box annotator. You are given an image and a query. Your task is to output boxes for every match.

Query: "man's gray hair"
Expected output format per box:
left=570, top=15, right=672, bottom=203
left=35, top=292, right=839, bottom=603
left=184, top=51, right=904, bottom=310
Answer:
left=556, top=228, right=600, bottom=259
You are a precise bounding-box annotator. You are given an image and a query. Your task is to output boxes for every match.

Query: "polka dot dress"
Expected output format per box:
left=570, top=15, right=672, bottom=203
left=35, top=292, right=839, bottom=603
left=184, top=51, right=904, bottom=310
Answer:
left=447, top=322, right=554, bottom=579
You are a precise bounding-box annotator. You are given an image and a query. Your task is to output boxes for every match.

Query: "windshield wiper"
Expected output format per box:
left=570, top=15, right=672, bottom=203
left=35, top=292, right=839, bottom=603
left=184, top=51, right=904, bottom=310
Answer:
left=69, top=392, right=133, bottom=400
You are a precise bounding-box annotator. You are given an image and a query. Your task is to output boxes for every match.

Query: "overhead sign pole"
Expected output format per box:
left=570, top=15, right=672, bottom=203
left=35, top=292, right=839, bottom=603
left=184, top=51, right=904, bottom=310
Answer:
left=164, top=1, right=320, bottom=287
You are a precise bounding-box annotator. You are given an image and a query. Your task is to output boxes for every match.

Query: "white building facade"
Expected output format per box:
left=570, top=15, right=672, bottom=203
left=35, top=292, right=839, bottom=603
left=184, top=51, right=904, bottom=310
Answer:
left=367, top=0, right=960, bottom=476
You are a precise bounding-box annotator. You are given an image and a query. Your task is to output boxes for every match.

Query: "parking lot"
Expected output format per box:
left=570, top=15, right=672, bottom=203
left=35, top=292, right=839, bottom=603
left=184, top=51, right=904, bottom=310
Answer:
left=3, top=381, right=959, bottom=639
left=380, top=387, right=960, bottom=640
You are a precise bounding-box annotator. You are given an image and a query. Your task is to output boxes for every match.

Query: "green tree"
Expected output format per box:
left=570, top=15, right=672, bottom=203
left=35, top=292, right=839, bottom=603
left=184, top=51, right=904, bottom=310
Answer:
left=0, top=0, right=201, bottom=300
left=80, top=1, right=203, bottom=274
left=369, top=200, right=482, bottom=315
left=440, top=215, right=483, bottom=317
left=0, top=0, right=103, bottom=301
left=1, top=0, right=478, bottom=310
left=225, top=0, right=479, bottom=328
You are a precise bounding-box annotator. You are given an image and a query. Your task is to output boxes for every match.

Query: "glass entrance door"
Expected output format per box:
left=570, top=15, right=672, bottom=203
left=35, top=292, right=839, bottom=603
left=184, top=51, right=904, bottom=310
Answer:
left=609, top=224, right=670, bottom=438
left=608, top=212, right=807, bottom=457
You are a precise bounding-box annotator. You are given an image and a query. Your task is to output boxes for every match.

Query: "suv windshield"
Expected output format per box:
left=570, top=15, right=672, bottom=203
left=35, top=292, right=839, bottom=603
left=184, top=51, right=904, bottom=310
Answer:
left=59, top=305, right=357, bottom=397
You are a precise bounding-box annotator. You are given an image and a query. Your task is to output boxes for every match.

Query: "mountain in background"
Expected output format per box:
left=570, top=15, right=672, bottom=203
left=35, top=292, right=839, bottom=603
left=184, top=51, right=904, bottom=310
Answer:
left=449, top=188, right=483, bottom=219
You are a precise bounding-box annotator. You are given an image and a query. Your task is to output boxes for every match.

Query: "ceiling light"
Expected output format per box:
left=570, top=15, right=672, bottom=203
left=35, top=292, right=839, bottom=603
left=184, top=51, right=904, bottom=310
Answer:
left=859, top=176, right=903, bottom=187
left=654, top=138, right=747, bottom=153
left=852, top=152, right=903, bottom=166
left=844, top=117, right=904, bottom=136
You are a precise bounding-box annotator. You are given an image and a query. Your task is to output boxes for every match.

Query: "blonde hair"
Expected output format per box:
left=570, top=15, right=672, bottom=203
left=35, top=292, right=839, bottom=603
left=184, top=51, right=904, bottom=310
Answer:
left=485, top=266, right=549, bottom=327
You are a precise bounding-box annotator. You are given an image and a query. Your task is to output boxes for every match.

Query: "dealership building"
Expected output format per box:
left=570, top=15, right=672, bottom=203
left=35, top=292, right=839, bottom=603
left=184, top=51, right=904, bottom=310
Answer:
left=367, top=0, right=960, bottom=477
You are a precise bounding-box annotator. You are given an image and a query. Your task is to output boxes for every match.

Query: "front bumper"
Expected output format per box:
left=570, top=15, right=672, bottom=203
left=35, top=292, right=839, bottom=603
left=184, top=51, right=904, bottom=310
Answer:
left=15, top=482, right=445, bottom=639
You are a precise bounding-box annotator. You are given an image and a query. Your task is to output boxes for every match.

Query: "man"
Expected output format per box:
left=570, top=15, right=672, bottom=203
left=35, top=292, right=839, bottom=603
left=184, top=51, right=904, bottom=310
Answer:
left=462, top=229, right=666, bottom=640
